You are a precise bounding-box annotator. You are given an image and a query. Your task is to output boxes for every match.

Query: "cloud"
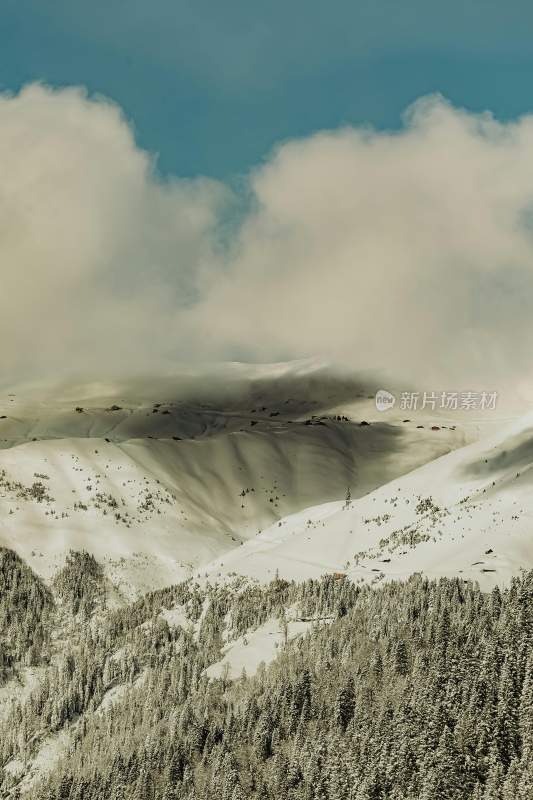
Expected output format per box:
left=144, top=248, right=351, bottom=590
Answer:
left=0, top=84, right=227, bottom=381
left=187, top=95, right=533, bottom=397
left=3, top=84, right=533, bottom=398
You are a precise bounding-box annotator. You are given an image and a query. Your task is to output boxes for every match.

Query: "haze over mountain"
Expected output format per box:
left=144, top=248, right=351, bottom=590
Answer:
left=0, top=360, right=490, bottom=596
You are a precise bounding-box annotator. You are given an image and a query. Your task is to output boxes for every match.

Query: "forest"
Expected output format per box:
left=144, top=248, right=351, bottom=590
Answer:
left=0, top=548, right=531, bottom=799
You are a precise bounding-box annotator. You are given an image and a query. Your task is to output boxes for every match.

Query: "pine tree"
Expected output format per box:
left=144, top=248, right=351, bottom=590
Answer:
left=333, top=678, right=355, bottom=730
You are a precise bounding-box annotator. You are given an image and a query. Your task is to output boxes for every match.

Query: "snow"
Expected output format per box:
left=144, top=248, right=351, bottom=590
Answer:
left=97, top=671, right=147, bottom=715
left=160, top=605, right=189, bottom=629
left=205, top=614, right=332, bottom=681
left=16, top=726, right=73, bottom=795
left=0, top=365, right=481, bottom=593
left=200, top=410, right=533, bottom=589
left=0, top=668, right=43, bottom=722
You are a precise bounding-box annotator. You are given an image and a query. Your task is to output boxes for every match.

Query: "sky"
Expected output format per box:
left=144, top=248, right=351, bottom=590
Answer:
left=3, top=2, right=533, bottom=396
left=4, top=0, right=533, bottom=179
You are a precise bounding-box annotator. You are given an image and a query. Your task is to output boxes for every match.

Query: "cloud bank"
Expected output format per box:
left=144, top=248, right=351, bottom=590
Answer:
left=3, top=84, right=533, bottom=396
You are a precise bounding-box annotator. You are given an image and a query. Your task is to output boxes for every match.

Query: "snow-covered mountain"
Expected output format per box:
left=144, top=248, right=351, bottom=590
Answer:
left=0, top=362, right=530, bottom=798
left=0, top=362, right=484, bottom=595
left=201, top=408, right=533, bottom=589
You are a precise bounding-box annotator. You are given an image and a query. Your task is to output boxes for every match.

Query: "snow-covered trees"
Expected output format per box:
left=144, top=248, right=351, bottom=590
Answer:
left=52, top=550, right=105, bottom=616
left=0, top=548, right=53, bottom=682
left=0, top=552, right=532, bottom=799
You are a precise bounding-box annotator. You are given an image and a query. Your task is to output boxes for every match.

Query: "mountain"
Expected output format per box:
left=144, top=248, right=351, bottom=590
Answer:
left=0, top=551, right=532, bottom=799
left=201, top=408, right=533, bottom=589
left=0, top=363, right=530, bottom=798
left=0, top=362, right=477, bottom=595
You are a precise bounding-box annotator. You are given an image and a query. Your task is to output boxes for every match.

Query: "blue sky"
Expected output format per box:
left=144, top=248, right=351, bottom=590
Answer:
left=3, top=0, right=533, bottom=179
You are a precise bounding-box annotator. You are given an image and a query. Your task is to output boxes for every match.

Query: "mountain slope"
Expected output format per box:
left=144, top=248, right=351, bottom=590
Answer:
left=200, top=410, right=533, bottom=588
left=0, top=364, right=476, bottom=594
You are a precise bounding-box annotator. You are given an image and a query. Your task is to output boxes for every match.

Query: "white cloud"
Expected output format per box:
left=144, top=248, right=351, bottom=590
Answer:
left=3, top=85, right=533, bottom=398
left=188, top=95, right=533, bottom=397
left=0, top=83, right=226, bottom=380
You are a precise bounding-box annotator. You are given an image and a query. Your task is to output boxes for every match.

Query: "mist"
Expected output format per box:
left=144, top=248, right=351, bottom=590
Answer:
left=3, top=84, right=533, bottom=401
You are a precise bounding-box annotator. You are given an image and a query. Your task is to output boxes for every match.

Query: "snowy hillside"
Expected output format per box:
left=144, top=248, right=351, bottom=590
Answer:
left=201, top=410, right=533, bottom=589
left=0, top=363, right=478, bottom=594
